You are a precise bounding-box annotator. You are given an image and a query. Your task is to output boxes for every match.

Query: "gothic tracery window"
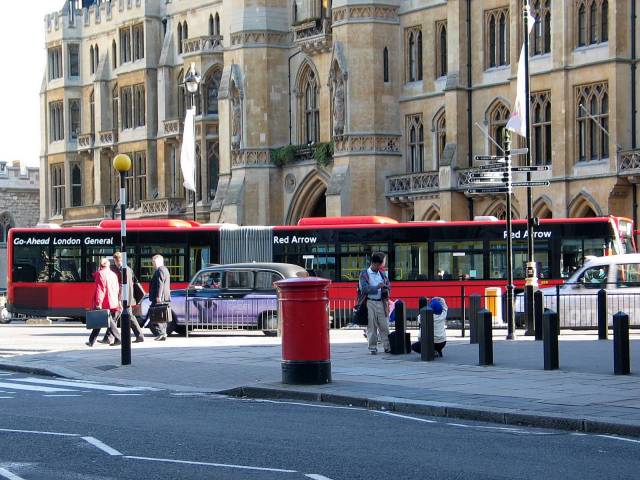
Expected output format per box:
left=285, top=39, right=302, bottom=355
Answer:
left=532, top=0, right=551, bottom=55
left=485, top=8, right=510, bottom=69
left=576, top=82, right=609, bottom=162
left=436, top=21, right=447, bottom=78
left=434, top=109, right=446, bottom=167
left=205, top=69, right=222, bottom=115
left=406, top=27, right=423, bottom=82
left=488, top=101, right=510, bottom=155
left=407, top=114, right=424, bottom=172
left=576, top=0, right=608, bottom=47
left=531, top=91, right=552, bottom=165
left=0, top=213, right=13, bottom=244
left=299, top=66, right=320, bottom=144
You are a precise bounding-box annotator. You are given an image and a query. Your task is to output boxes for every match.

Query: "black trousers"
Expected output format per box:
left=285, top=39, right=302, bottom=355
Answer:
left=89, top=313, right=121, bottom=345
left=103, top=310, right=144, bottom=342
left=149, top=320, right=176, bottom=337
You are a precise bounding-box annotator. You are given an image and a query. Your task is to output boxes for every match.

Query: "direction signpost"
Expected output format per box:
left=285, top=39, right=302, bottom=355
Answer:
left=467, top=133, right=550, bottom=340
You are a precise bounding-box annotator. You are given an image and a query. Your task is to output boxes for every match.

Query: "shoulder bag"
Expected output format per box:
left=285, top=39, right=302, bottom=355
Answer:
left=133, top=282, right=146, bottom=304
left=353, top=298, right=369, bottom=326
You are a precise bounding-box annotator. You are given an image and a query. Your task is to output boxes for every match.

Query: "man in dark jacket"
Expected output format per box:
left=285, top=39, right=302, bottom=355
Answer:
left=358, top=252, right=391, bottom=354
left=148, top=254, right=172, bottom=341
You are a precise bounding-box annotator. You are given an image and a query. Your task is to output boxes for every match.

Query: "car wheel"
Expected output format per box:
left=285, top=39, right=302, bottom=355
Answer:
left=260, top=312, right=278, bottom=336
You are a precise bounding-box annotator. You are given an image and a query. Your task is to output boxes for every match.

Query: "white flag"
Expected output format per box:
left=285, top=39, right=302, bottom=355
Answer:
left=506, top=6, right=537, bottom=138
left=180, top=106, right=196, bottom=192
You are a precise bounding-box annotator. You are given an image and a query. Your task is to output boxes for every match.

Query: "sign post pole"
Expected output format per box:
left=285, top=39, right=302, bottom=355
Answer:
left=504, top=133, right=516, bottom=340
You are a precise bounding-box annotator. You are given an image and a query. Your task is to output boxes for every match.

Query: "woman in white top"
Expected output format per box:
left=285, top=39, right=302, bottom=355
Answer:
left=411, top=297, right=447, bottom=357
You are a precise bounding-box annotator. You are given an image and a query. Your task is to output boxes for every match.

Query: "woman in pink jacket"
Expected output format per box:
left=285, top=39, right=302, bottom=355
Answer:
left=86, top=258, right=122, bottom=347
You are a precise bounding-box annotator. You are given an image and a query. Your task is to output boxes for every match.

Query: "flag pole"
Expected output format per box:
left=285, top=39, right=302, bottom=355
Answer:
left=523, top=0, right=537, bottom=337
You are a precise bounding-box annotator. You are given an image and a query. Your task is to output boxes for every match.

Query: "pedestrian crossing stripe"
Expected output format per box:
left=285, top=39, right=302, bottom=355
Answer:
left=0, top=377, right=159, bottom=393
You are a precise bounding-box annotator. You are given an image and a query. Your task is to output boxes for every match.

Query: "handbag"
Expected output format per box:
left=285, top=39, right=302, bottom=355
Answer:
left=86, top=309, right=110, bottom=329
left=133, top=282, right=146, bottom=304
left=353, top=299, right=369, bottom=326
left=148, top=303, right=171, bottom=323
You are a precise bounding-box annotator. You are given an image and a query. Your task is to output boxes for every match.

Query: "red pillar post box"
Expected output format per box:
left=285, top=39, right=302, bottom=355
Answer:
left=274, top=277, right=331, bottom=384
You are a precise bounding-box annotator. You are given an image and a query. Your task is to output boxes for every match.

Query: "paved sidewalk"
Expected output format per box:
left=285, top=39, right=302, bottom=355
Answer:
left=1, top=324, right=640, bottom=436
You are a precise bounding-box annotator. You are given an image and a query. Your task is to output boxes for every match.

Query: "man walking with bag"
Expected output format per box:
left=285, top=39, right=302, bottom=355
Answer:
left=86, top=258, right=121, bottom=347
left=148, top=254, right=171, bottom=341
left=358, top=253, right=391, bottom=354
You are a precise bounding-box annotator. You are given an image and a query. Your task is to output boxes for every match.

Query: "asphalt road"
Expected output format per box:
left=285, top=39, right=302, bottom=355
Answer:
left=0, top=371, right=638, bottom=480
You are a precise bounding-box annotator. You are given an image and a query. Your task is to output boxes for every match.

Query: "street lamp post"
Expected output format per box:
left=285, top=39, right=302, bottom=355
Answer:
left=113, top=153, right=132, bottom=366
left=184, top=65, right=201, bottom=222
left=504, top=133, right=516, bottom=340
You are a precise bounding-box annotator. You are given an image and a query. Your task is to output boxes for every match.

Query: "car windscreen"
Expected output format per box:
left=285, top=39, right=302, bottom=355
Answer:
left=190, top=270, right=223, bottom=289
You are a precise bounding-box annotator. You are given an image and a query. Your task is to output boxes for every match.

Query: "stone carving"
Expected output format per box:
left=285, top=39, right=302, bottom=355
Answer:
left=333, top=135, right=400, bottom=155
left=230, top=31, right=291, bottom=47
left=231, top=149, right=271, bottom=168
left=386, top=171, right=439, bottom=197
left=619, top=150, right=640, bottom=174
left=333, top=77, right=345, bottom=137
left=231, top=87, right=242, bottom=150
left=332, top=5, right=398, bottom=24
left=284, top=173, right=296, bottom=193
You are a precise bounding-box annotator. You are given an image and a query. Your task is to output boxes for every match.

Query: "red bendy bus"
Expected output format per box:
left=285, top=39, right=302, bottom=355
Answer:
left=6, top=215, right=635, bottom=320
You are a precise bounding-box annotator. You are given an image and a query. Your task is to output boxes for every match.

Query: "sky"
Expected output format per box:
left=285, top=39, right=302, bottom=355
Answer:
left=0, top=1, right=60, bottom=168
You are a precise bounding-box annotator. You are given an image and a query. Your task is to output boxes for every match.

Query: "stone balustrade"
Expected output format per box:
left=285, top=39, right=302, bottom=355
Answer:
left=140, top=197, right=186, bottom=217
left=293, top=18, right=332, bottom=54
left=183, top=35, right=224, bottom=55
left=98, top=130, right=117, bottom=147
left=386, top=171, right=439, bottom=198
left=618, top=149, right=640, bottom=176
left=77, top=133, right=94, bottom=151
left=163, top=119, right=182, bottom=137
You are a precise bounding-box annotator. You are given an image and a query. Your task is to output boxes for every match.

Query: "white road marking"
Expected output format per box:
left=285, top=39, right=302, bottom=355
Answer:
left=124, top=455, right=298, bottom=473
left=305, top=474, right=335, bottom=480
left=0, top=427, right=79, bottom=437
left=374, top=411, right=437, bottom=423
left=249, top=398, right=367, bottom=412
left=0, top=381, right=72, bottom=393
left=43, top=394, right=83, bottom=397
left=108, top=393, right=143, bottom=396
left=0, top=397, right=13, bottom=399
left=596, top=434, right=640, bottom=445
left=0, top=467, right=26, bottom=480
left=9, top=377, right=155, bottom=392
left=82, top=436, right=123, bottom=456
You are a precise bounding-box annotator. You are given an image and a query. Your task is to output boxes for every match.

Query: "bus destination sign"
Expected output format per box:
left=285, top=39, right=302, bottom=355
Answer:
left=13, top=236, right=115, bottom=246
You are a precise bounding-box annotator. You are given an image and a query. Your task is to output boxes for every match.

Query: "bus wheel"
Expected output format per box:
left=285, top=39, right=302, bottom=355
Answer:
left=260, top=312, right=278, bottom=337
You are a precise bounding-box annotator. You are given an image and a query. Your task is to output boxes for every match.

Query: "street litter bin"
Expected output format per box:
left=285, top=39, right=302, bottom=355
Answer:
left=484, top=287, right=503, bottom=324
left=274, top=277, right=331, bottom=385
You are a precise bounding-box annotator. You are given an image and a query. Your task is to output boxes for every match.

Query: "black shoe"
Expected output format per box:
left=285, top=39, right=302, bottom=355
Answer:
left=110, top=340, right=121, bottom=346
left=134, top=337, right=144, bottom=343
left=85, top=341, right=94, bottom=347
left=384, top=349, right=391, bottom=354
left=98, top=339, right=110, bottom=345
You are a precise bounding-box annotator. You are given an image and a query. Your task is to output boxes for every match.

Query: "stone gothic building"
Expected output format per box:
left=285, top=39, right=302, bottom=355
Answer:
left=40, top=0, right=640, bottom=227
left=0, top=162, right=40, bottom=288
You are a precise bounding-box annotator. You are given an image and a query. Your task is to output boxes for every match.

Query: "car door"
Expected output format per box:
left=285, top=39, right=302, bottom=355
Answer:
left=185, top=270, right=223, bottom=326
left=220, top=270, right=254, bottom=327
left=612, top=263, right=640, bottom=326
left=251, top=270, right=283, bottom=328
left=560, top=264, right=609, bottom=328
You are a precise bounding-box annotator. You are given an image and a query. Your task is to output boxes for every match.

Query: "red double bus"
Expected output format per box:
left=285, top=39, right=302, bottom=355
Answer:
left=6, top=215, right=634, bottom=321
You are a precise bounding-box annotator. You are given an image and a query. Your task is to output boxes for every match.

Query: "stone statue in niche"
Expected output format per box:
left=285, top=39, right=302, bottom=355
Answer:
left=231, top=87, right=242, bottom=150
left=333, top=77, right=345, bottom=137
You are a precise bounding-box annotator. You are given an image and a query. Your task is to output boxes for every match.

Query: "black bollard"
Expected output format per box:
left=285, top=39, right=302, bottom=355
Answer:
left=420, top=306, right=435, bottom=361
left=543, top=310, right=559, bottom=370
left=525, top=285, right=535, bottom=336
left=613, top=312, right=630, bottom=375
left=469, top=294, right=481, bottom=344
left=393, top=300, right=409, bottom=354
left=597, top=289, right=608, bottom=340
left=534, top=290, right=543, bottom=341
left=478, top=309, right=493, bottom=366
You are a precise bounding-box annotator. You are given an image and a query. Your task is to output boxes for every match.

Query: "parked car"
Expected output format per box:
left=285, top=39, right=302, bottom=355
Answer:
left=515, top=253, right=640, bottom=328
left=138, top=262, right=308, bottom=336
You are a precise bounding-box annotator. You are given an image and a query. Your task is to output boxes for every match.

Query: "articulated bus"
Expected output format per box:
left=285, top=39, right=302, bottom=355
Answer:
left=6, top=215, right=634, bottom=320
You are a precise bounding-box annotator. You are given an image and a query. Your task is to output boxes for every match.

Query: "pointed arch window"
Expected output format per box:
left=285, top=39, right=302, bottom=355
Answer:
left=0, top=212, right=13, bottom=244
left=89, top=45, right=95, bottom=74
left=205, top=69, right=222, bottom=115
left=531, top=91, right=552, bottom=165
left=434, top=109, right=446, bottom=167
left=215, top=13, right=220, bottom=35
left=531, top=1, right=551, bottom=55
left=112, top=39, right=117, bottom=69
left=485, top=8, right=510, bottom=69
left=89, top=90, right=95, bottom=134
left=209, top=15, right=214, bottom=36
left=177, top=23, right=183, bottom=54
left=407, top=114, right=424, bottom=172
left=488, top=102, right=510, bottom=155
left=436, top=21, right=447, bottom=78
left=50, top=164, right=65, bottom=216
left=405, top=27, right=422, bottom=82
left=112, top=84, right=119, bottom=131
left=300, top=67, right=320, bottom=144
left=576, top=0, right=609, bottom=48
left=575, top=82, right=609, bottom=162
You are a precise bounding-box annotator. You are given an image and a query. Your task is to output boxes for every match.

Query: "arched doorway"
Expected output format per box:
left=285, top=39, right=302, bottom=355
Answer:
left=286, top=172, right=328, bottom=224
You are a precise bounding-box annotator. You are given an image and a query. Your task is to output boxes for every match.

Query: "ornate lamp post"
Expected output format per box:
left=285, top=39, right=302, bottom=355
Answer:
left=184, top=65, right=201, bottom=221
left=113, top=153, right=132, bottom=366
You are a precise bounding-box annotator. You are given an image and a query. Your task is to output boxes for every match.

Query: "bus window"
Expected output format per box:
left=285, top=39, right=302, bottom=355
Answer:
left=85, top=246, right=135, bottom=281
left=339, top=243, right=387, bottom=281
left=190, top=246, right=210, bottom=279
left=560, top=238, right=606, bottom=278
left=51, top=247, right=81, bottom=282
left=394, top=242, right=428, bottom=280
left=12, top=244, right=49, bottom=282
left=140, top=245, right=186, bottom=282
left=434, top=241, right=483, bottom=280
left=490, top=240, right=550, bottom=279
left=276, top=243, right=336, bottom=280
